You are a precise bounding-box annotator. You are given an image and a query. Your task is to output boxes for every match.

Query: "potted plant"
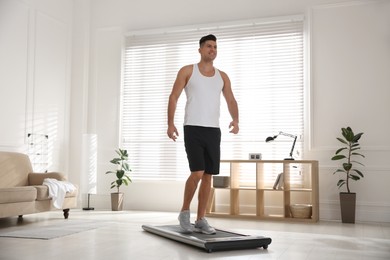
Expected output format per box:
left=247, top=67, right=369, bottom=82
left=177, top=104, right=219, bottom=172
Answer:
left=331, top=127, right=365, bottom=223
left=106, top=148, right=132, bottom=211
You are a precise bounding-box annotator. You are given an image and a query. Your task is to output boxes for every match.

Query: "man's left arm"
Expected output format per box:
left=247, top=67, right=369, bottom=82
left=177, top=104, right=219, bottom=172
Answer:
left=221, top=71, right=239, bottom=134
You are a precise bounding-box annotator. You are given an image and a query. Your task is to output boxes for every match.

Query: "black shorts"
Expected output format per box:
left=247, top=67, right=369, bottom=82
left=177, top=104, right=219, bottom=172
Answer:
left=184, top=125, right=221, bottom=175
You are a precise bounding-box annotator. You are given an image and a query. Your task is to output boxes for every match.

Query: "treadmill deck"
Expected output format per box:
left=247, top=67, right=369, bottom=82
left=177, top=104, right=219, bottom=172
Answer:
left=142, top=224, right=272, bottom=253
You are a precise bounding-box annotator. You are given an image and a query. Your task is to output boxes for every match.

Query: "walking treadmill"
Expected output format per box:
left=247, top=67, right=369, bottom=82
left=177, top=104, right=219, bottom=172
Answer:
left=142, top=224, right=272, bottom=253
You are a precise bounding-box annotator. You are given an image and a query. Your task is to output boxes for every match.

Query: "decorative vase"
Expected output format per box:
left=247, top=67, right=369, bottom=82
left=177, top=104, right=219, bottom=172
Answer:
left=111, top=192, right=124, bottom=211
left=339, top=192, right=356, bottom=223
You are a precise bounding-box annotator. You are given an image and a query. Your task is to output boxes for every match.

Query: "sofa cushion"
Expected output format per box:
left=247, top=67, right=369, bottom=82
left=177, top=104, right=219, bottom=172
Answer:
left=34, top=185, right=77, bottom=201
left=0, top=152, right=33, bottom=188
left=28, top=172, right=66, bottom=185
left=0, top=186, right=37, bottom=204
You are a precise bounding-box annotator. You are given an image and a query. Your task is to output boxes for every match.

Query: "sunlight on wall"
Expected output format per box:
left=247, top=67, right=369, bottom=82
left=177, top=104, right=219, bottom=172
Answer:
left=81, top=134, right=97, bottom=195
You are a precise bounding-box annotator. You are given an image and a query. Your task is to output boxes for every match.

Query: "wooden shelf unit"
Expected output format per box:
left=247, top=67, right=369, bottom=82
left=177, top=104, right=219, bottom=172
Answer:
left=206, top=160, right=319, bottom=222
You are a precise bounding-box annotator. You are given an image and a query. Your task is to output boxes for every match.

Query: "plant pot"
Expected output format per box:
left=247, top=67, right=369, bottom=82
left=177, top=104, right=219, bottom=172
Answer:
left=111, top=192, right=124, bottom=211
left=340, top=192, right=356, bottom=223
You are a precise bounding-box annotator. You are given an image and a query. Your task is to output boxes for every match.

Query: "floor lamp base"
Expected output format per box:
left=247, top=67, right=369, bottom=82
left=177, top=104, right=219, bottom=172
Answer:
left=83, top=193, right=95, bottom=211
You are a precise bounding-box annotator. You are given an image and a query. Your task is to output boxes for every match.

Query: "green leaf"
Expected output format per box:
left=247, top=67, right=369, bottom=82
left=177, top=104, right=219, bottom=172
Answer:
left=342, top=163, right=352, bottom=171
left=123, top=163, right=131, bottom=171
left=351, top=160, right=364, bottom=167
left=122, top=149, right=129, bottom=157
left=336, top=137, right=348, bottom=145
left=116, top=170, right=124, bottom=179
left=351, top=152, right=365, bottom=158
left=118, top=149, right=128, bottom=160
left=350, top=174, right=360, bottom=181
left=333, top=169, right=346, bottom=174
left=353, top=132, right=363, bottom=142
left=352, top=169, right=364, bottom=178
left=110, top=158, right=121, bottom=164
left=342, top=127, right=354, bottom=142
left=351, top=144, right=360, bottom=149
left=335, top=147, right=347, bottom=155
left=337, top=179, right=345, bottom=188
left=332, top=155, right=346, bottom=160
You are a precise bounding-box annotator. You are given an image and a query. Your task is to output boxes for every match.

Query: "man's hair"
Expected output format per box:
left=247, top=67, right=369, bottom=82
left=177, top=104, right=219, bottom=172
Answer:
left=199, top=34, right=217, bottom=47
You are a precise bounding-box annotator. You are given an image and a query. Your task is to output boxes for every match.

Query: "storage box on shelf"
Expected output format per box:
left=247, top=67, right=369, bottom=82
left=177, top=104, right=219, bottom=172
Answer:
left=206, top=160, right=319, bottom=222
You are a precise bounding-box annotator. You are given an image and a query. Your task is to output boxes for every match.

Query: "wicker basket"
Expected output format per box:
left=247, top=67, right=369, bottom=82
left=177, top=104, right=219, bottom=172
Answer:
left=290, top=204, right=312, bottom=219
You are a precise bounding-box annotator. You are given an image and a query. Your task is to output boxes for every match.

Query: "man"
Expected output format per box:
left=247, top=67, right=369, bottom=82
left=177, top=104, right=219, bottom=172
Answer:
left=167, top=34, right=239, bottom=234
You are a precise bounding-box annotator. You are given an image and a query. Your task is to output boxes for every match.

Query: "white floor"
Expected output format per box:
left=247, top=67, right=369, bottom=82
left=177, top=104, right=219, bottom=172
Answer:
left=0, top=210, right=389, bottom=260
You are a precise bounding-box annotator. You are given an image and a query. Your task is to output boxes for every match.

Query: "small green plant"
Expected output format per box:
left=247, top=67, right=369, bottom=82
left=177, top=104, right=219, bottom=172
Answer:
left=106, top=148, right=132, bottom=193
left=331, top=127, right=365, bottom=193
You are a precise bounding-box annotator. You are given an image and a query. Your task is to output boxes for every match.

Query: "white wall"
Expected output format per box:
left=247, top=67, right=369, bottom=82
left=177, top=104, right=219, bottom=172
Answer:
left=80, top=0, right=390, bottom=222
left=0, top=0, right=73, bottom=172
left=307, top=1, right=390, bottom=221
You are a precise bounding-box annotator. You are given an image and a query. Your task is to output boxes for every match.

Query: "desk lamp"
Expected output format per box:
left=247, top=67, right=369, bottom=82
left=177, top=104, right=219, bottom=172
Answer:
left=265, top=131, right=297, bottom=160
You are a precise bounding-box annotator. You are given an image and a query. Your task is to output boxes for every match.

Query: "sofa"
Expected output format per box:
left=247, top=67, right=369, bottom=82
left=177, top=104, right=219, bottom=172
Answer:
left=0, top=151, right=78, bottom=219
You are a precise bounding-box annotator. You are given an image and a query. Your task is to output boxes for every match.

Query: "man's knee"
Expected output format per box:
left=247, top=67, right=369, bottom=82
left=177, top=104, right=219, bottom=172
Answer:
left=191, top=170, right=204, bottom=179
left=187, top=171, right=203, bottom=185
left=202, top=173, right=212, bottom=182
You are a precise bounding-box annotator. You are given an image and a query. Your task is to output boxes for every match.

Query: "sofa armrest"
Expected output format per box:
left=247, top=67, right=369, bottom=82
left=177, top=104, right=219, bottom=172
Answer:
left=28, top=172, right=67, bottom=185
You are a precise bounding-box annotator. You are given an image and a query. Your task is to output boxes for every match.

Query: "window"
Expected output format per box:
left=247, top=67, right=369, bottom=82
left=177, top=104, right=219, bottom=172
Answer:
left=122, top=17, right=304, bottom=182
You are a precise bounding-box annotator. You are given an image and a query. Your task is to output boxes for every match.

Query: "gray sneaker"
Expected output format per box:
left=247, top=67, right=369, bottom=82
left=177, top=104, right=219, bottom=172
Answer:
left=178, top=210, right=193, bottom=233
left=194, top=217, right=216, bottom=234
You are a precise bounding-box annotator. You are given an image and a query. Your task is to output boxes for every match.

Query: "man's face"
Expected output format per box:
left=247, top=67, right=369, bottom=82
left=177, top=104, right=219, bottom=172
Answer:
left=199, top=40, right=217, bottom=61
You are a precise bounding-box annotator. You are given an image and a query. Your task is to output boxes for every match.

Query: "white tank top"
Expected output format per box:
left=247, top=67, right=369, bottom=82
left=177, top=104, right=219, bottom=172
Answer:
left=184, top=64, right=224, bottom=127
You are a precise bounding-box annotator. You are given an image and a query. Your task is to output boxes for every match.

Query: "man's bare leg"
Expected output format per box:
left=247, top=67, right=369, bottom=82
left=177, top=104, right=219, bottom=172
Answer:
left=194, top=173, right=216, bottom=234
left=178, top=171, right=203, bottom=233
left=181, top=171, right=203, bottom=211
left=196, top=173, right=212, bottom=220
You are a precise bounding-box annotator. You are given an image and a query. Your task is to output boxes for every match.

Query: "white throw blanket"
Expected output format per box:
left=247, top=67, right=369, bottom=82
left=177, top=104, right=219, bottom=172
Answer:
left=43, top=178, right=76, bottom=209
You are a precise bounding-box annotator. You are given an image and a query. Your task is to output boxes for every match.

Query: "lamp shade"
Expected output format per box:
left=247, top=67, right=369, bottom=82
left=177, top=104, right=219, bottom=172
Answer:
left=265, top=135, right=278, bottom=142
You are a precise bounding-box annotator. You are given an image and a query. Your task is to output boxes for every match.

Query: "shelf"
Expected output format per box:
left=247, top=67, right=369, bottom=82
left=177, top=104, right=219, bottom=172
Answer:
left=230, top=187, right=256, bottom=191
left=289, top=189, right=312, bottom=192
left=207, top=160, right=319, bottom=222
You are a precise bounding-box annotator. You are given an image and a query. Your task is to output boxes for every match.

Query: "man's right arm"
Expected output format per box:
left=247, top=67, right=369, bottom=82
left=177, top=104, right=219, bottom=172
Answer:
left=167, top=65, right=191, bottom=141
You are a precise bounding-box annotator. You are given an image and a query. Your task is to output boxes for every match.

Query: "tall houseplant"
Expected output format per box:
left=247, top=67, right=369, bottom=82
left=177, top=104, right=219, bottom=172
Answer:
left=106, top=148, right=132, bottom=211
left=331, top=127, right=365, bottom=223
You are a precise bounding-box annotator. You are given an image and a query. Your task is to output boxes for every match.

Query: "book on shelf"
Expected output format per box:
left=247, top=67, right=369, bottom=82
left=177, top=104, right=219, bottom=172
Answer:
left=273, top=172, right=284, bottom=190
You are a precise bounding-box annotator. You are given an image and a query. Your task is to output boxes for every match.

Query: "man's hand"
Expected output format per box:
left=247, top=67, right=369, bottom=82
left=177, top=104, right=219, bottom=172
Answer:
left=229, top=121, right=239, bottom=134
left=167, top=125, right=179, bottom=141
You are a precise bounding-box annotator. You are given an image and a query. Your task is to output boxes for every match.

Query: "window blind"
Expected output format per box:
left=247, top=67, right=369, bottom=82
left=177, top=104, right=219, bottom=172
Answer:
left=122, top=17, right=304, bottom=183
